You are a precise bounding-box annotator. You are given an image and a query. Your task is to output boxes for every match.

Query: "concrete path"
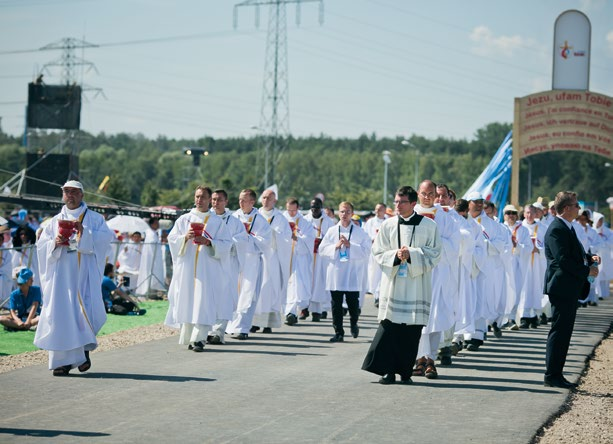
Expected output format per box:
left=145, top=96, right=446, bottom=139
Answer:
left=0, top=295, right=611, bottom=444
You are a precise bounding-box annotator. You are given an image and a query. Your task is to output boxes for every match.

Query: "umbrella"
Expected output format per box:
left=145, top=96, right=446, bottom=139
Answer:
left=106, top=215, right=149, bottom=234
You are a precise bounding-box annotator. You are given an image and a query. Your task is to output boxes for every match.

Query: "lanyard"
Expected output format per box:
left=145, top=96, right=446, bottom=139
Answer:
left=338, top=224, right=353, bottom=242
left=397, top=219, right=416, bottom=250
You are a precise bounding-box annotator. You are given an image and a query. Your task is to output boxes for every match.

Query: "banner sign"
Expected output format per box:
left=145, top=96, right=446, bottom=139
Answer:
left=515, top=90, right=613, bottom=160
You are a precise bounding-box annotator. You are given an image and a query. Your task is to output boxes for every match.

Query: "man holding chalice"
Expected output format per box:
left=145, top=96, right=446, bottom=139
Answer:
left=34, top=180, right=114, bottom=376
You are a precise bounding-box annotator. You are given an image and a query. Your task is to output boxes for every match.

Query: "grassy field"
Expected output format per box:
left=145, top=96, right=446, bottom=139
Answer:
left=0, top=301, right=168, bottom=356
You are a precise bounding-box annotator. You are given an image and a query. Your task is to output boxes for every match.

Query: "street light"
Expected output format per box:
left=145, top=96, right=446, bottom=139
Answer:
left=401, top=139, right=419, bottom=189
left=382, top=150, right=391, bottom=205
left=183, top=147, right=209, bottom=166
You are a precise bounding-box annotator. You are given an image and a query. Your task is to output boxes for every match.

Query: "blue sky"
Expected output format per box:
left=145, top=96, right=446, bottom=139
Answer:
left=0, top=0, right=611, bottom=142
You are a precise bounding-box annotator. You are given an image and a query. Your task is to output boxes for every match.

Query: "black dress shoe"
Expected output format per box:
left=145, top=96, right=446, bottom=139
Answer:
left=298, top=308, right=310, bottom=320
left=311, top=312, right=321, bottom=322
left=262, top=327, right=272, bottom=333
left=378, top=374, right=395, bottom=385
left=285, top=313, right=298, bottom=326
left=350, top=325, right=359, bottom=338
left=544, top=377, right=576, bottom=389
left=329, top=334, right=344, bottom=343
left=491, top=322, right=502, bottom=338
left=320, top=311, right=327, bottom=319
left=561, top=376, right=578, bottom=388
left=234, top=333, right=249, bottom=340
left=249, top=325, right=260, bottom=333
left=192, top=341, right=205, bottom=352
left=399, top=375, right=413, bottom=385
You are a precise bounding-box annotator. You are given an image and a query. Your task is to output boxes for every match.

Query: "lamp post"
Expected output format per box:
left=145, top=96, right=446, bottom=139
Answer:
left=401, top=139, right=419, bottom=189
left=382, top=150, right=391, bottom=205
left=183, top=147, right=209, bottom=166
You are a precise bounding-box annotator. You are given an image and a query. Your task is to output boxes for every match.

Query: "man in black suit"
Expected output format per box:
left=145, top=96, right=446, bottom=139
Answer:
left=543, top=191, right=599, bottom=389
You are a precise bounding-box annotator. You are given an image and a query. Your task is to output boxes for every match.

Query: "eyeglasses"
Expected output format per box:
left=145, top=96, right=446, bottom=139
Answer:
left=419, top=192, right=435, bottom=198
left=504, top=211, right=518, bottom=216
left=393, top=200, right=412, bottom=205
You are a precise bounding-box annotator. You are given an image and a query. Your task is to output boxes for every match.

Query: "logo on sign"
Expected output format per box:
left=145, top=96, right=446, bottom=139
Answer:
left=560, top=40, right=573, bottom=59
left=560, top=40, right=585, bottom=59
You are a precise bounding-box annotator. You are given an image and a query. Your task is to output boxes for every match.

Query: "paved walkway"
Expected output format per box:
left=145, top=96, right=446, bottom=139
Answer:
left=0, top=295, right=611, bottom=444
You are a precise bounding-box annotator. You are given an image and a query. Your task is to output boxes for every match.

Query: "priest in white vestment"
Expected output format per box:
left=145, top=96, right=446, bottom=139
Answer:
left=517, top=204, right=547, bottom=328
left=136, top=218, right=166, bottom=297
left=164, top=186, right=231, bottom=352
left=252, top=189, right=291, bottom=332
left=363, top=203, right=387, bottom=306
left=304, top=197, right=335, bottom=320
left=116, top=232, right=142, bottom=291
left=413, top=180, right=460, bottom=378
left=502, top=205, right=531, bottom=329
left=463, top=192, right=507, bottom=351
left=208, top=189, right=246, bottom=343
left=226, top=189, right=273, bottom=340
left=34, top=181, right=113, bottom=375
left=283, top=198, right=315, bottom=324
left=362, top=186, right=441, bottom=385
left=593, top=212, right=613, bottom=300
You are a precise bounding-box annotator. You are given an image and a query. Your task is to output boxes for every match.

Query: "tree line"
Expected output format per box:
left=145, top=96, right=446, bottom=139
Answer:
left=0, top=122, right=611, bottom=215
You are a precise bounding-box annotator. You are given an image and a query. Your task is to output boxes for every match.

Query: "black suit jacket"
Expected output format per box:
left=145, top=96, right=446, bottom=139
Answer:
left=543, top=217, right=592, bottom=300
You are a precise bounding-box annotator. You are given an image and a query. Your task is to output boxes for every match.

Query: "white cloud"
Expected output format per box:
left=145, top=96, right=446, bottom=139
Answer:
left=607, top=30, right=613, bottom=56
left=469, top=25, right=533, bottom=57
left=580, top=0, right=607, bottom=11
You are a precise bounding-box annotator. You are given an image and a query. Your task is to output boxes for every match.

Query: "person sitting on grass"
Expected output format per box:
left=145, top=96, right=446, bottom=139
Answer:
left=102, top=263, right=146, bottom=316
left=0, top=268, right=41, bottom=331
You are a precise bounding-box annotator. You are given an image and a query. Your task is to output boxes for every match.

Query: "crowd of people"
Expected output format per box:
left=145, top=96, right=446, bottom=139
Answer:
left=1, top=179, right=611, bottom=386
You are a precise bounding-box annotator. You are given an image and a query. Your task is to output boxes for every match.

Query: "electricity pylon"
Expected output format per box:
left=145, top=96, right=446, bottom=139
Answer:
left=234, top=0, right=323, bottom=188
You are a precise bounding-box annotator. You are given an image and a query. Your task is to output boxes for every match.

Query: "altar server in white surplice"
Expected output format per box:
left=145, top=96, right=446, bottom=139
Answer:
left=283, top=197, right=315, bottom=324
left=252, top=189, right=291, bottom=333
left=164, top=186, right=231, bottom=352
left=304, top=197, right=335, bottom=320
left=34, top=181, right=113, bottom=376
left=413, top=180, right=460, bottom=379
left=226, top=189, right=272, bottom=340
left=319, top=202, right=371, bottom=343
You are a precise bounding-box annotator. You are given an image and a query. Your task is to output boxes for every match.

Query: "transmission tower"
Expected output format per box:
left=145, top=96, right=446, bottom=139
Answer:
left=40, top=37, right=98, bottom=85
left=234, top=0, right=323, bottom=188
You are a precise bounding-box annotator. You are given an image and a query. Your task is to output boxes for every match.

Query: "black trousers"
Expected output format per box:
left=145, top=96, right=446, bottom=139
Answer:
left=362, top=319, right=423, bottom=377
left=330, top=290, right=359, bottom=336
left=109, top=297, right=136, bottom=315
left=545, top=294, right=578, bottom=379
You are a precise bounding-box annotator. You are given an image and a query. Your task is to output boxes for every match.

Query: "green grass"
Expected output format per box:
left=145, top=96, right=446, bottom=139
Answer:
left=0, top=301, right=168, bottom=357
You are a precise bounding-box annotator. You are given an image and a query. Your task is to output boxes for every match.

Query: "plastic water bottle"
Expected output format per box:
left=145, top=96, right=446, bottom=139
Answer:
left=587, top=264, right=598, bottom=284
left=398, top=260, right=408, bottom=278
left=339, top=245, right=349, bottom=262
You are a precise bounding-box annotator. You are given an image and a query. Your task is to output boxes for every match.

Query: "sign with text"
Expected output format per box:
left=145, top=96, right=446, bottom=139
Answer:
left=515, top=90, right=613, bottom=160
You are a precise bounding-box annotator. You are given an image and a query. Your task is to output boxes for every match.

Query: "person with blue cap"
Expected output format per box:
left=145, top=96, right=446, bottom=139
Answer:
left=0, top=268, right=41, bottom=331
